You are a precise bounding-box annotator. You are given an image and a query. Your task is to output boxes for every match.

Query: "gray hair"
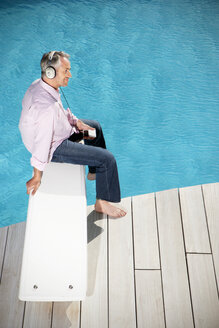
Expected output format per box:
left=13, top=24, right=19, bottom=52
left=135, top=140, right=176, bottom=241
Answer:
left=40, top=51, right=70, bottom=77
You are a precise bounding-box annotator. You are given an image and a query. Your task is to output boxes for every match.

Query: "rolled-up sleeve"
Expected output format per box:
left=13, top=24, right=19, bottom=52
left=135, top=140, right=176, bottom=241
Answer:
left=30, top=106, right=54, bottom=171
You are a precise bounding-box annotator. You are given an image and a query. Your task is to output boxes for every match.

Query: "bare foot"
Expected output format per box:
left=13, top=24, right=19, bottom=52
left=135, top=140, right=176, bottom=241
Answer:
left=87, top=173, right=96, bottom=180
left=95, top=199, right=127, bottom=218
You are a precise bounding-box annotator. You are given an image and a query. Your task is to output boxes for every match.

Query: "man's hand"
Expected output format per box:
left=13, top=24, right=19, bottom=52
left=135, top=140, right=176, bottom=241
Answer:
left=76, top=120, right=95, bottom=132
left=26, top=168, right=43, bottom=195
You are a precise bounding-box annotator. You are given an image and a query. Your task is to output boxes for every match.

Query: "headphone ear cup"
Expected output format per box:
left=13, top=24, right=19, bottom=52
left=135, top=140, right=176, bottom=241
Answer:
left=45, top=66, right=56, bottom=79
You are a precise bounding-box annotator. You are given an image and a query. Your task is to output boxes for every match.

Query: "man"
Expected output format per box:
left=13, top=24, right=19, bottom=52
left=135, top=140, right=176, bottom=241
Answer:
left=19, top=51, right=126, bottom=218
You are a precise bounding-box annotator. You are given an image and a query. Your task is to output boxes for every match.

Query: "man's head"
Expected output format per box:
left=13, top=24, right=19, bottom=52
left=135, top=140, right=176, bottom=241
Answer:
left=40, top=51, right=72, bottom=89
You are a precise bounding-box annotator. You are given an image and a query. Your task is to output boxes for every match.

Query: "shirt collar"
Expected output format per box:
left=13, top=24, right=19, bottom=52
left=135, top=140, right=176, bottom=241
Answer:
left=40, top=78, right=60, bottom=102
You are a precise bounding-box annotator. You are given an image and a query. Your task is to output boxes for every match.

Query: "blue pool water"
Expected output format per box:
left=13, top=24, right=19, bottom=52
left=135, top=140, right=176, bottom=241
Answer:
left=0, top=0, right=219, bottom=227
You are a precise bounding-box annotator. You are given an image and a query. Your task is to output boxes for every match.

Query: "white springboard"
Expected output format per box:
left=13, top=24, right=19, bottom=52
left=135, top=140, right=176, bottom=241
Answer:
left=19, top=162, right=87, bottom=301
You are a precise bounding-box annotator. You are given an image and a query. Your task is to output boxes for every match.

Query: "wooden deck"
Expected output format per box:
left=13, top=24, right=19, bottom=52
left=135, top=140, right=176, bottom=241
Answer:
left=0, top=183, right=219, bottom=328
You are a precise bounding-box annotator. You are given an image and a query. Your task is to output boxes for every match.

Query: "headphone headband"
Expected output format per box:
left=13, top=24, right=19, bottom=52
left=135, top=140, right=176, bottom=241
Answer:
left=48, top=51, right=56, bottom=62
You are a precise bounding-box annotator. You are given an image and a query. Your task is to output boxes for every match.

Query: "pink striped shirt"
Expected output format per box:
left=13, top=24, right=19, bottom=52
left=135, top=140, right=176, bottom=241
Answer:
left=19, top=79, right=78, bottom=171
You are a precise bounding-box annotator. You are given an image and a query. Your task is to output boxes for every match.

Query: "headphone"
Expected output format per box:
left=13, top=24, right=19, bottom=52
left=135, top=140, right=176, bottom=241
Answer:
left=45, top=51, right=56, bottom=79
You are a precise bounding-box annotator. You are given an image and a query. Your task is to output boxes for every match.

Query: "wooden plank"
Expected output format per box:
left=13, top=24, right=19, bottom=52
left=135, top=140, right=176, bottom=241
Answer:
left=179, top=185, right=210, bottom=253
left=108, top=197, right=136, bottom=328
left=187, top=254, right=219, bottom=328
left=0, top=222, right=26, bottom=328
left=202, top=183, right=219, bottom=289
left=65, top=302, right=81, bottom=328
left=81, top=206, right=108, bottom=328
left=23, top=302, right=52, bottom=328
left=135, top=270, right=165, bottom=328
left=156, top=189, right=193, bottom=328
left=52, top=302, right=76, bottom=328
left=0, top=226, right=8, bottom=282
left=132, top=193, right=160, bottom=269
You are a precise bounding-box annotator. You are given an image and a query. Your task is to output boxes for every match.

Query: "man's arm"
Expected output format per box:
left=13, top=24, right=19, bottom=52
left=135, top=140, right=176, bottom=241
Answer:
left=26, top=107, right=54, bottom=195
left=76, top=119, right=95, bottom=132
left=26, top=167, right=43, bottom=195
left=66, top=108, right=95, bottom=132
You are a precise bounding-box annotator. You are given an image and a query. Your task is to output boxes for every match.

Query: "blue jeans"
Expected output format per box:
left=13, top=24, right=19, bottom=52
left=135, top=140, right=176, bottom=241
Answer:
left=51, top=120, right=121, bottom=203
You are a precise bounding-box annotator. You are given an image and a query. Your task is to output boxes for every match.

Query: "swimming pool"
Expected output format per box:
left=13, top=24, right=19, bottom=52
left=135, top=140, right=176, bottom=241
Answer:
left=0, top=0, right=219, bottom=227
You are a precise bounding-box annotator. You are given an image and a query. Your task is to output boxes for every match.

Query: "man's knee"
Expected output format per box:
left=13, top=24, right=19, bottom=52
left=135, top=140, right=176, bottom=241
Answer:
left=102, top=149, right=116, bottom=167
left=92, top=120, right=101, bottom=132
